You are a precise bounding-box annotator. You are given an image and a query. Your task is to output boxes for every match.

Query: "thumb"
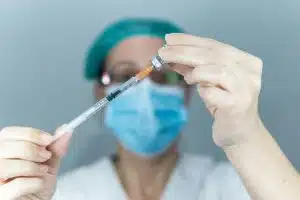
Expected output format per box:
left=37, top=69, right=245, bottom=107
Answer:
left=46, top=128, right=72, bottom=171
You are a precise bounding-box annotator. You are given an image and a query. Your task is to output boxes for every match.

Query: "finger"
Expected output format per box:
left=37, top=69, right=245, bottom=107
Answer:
left=159, top=45, right=236, bottom=69
left=46, top=130, right=72, bottom=171
left=197, top=85, right=234, bottom=109
left=0, top=141, right=52, bottom=162
left=0, top=178, right=7, bottom=185
left=165, top=33, right=224, bottom=48
left=164, top=33, right=262, bottom=70
left=242, top=55, right=263, bottom=76
left=184, top=65, right=237, bottom=92
left=0, top=127, right=53, bottom=146
left=159, top=45, right=212, bottom=67
left=0, top=159, right=49, bottom=179
left=52, top=124, right=73, bottom=141
left=184, top=65, right=222, bottom=84
left=168, top=64, right=194, bottom=76
left=0, top=177, right=44, bottom=199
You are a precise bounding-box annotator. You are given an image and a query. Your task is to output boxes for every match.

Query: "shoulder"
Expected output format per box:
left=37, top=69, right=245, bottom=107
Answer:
left=201, top=161, right=251, bottom=199
left=208, top=161, right=240, bottom=181
left=58, top=156, right=111, bottom=182
left=58, top=156, right=110, bottom=185
left=181, top=154, right=250, bottom=199
left=180, top=153, right=215, bottom=175
left=52, top=157, right=111, bottom=199
left=177, top=153, right=215, bottom=187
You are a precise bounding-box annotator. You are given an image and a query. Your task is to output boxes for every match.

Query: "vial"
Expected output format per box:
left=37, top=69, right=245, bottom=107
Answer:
left=151, top=55, right=165, bottom=71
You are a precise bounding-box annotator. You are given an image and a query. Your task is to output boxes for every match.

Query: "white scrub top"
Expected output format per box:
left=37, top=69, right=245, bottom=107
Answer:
left=52, top=154, right=251, bottom=200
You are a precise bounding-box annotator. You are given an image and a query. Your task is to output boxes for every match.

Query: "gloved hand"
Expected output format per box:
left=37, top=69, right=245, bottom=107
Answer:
left=0, top=126, right=71, bottom=200
left=158, top=33, right=264, bottom=148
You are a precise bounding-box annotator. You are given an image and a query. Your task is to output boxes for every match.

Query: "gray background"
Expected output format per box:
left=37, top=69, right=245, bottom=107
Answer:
left=0, top=0, right=299, bottom=174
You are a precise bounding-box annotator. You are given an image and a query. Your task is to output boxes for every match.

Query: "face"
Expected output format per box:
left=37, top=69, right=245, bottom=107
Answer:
left=94, top=36, right=191, bottom=101
left=94, top=36, right=191, bottom=158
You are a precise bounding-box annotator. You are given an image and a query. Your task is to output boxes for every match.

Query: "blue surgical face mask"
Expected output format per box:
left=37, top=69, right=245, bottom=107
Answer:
left=104, top=79, right=188, bottom=157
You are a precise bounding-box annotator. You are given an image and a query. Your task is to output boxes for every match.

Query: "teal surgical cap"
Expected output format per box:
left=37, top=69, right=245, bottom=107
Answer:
left=84, top=18, right=185, bottom=80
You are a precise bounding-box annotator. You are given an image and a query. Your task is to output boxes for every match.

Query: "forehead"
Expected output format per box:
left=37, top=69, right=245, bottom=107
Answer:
left=105, top=36, right=164, bottom=70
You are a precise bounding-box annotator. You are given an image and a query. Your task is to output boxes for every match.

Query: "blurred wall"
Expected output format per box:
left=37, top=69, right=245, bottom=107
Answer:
left=0, top=0, right=300, bottom=174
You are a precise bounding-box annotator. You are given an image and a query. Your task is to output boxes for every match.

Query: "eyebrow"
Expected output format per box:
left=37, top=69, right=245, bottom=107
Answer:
left=108, top=60, right=139, bottom=73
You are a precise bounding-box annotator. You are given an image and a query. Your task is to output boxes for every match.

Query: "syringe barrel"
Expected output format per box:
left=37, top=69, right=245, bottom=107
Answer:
left=66, top=98, right=108, bottom=130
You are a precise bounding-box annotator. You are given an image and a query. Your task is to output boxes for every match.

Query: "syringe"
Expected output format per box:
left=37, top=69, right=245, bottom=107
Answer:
left=53, top=55, right=165, bottom=141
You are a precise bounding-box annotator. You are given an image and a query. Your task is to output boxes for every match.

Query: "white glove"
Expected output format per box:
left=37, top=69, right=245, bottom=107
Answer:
left=0, top=126, right=71, bottom=200
left=159, top=33, right=263, bottom=148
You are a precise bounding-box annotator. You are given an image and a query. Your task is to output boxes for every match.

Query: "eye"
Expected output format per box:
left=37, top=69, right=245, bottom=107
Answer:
left=124, top=73, right=135, bottom=81
left=110, top=70, right=138, bottom=83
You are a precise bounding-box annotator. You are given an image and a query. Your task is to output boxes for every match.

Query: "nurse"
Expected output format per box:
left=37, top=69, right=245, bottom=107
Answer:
left=53, top=18, right=251, bottom=199
left=0, top=18, right=299, bottom=200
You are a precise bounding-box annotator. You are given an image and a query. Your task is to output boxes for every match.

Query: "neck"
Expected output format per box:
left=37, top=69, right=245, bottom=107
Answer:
left=114, top=145, right=179, bottom=199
